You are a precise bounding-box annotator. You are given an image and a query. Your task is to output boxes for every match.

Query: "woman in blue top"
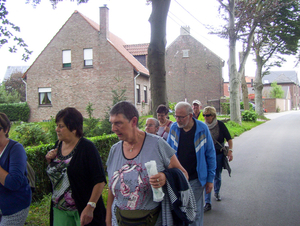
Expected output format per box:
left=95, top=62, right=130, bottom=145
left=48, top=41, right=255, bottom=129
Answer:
left=0, top=113, right=32, bottom=226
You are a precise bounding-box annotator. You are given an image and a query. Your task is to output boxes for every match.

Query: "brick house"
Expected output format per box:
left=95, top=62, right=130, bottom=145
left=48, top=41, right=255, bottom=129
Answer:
left=165, top=26, right=224, bottom=107
left=23, top=6, right=150, bottom=122
left=247, top=71, right=300, bottom=111
left=223, top=76, right=255, bottom=97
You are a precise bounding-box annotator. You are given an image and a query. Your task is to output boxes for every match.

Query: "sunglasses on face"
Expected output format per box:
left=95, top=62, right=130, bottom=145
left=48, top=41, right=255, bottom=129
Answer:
left=203, top=114, right=212, bottom=117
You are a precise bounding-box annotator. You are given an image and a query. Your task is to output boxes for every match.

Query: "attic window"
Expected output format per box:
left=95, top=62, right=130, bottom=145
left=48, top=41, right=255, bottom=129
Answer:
left=84, top=48, right=93, bottom=67
left=183, top=49, right=189, bottom=58
left=39, top=88, right=52, bottom=106
left=62, top=50, right=71, bottom=68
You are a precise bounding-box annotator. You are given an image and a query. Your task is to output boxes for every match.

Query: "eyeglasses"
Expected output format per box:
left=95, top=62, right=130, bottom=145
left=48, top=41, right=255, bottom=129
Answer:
left=145, top=124, right=155, bottom=128
left=175, top=115, right=188, bottom=120
left=203, top=114, right=212, bottom=117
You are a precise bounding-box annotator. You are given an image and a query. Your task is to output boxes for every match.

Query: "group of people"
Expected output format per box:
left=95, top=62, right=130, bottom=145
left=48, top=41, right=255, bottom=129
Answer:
left=0, top=99, right=233, bottom=226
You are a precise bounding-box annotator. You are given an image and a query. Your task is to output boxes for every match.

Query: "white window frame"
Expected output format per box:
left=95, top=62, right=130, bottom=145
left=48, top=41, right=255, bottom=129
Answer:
left=62, top=50, right=71, bottom=68
left=183, top=49, right=189, bottom=58
left=84, top=48, right=93, bottom=66
left=39, top=87, right=52, bottom=105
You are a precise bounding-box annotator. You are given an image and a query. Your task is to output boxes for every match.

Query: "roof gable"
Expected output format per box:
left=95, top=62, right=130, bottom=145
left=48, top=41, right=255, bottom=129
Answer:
left=166, top=34, right=224, bottom=63
left=24, top=10, right=149, bottom=78
left=263, top=71, right=299, bottom=85
left=78, top=11, right=149, bottom=75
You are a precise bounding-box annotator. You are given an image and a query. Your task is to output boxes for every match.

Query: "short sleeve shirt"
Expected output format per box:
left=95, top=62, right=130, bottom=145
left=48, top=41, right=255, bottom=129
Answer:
left=107, top=133, right=175, bottom=211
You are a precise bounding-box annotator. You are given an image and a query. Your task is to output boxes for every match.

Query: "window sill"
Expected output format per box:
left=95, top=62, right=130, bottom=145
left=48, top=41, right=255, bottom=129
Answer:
left=83, top=66, right=93, bottom=69
left=39, top=104, right=52, bottom=107
left=62, top=67, right=72, bottom=70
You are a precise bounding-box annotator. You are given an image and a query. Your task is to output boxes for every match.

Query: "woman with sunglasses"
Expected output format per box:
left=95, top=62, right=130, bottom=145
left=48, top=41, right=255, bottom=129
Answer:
left=202, top=106, right=233, bottom=212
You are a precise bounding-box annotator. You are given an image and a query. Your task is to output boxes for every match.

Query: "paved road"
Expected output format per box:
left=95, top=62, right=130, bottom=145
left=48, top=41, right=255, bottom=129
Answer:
left=203, top=110, right=300, bottom=226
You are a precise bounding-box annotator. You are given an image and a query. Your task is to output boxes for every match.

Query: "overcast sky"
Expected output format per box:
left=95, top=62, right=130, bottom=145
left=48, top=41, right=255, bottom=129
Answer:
left=0, top=0, right=299, bottom=82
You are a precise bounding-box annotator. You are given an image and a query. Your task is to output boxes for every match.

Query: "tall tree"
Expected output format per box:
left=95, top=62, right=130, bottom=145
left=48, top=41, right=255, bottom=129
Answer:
left=252, top=0, right=300, bottom=115
left=147, top=0, right=171, bottom=115
left=217, top=0, right=260, bottom=124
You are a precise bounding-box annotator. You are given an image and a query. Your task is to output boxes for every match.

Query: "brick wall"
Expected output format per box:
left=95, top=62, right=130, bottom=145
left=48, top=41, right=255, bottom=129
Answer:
left=166, top=35, right=224, bottom=107
left=26, top=12, right=135, bottom=121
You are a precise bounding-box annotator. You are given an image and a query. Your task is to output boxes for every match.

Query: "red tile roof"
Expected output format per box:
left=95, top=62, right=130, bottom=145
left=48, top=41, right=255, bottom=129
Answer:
left=124, top=44, right=149, bottom=56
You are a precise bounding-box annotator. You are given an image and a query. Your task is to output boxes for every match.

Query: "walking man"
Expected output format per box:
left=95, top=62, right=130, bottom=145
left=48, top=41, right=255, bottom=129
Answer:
left=192, top=100, right=204, bottom=121
left=167, top=102, right=216, bottom=226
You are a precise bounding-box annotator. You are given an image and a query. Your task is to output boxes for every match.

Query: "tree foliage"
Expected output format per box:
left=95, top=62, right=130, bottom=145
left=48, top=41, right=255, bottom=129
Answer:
left=252, top=0, right=300, bottom=115
left=270, top=81, right=284, bottom=98
left=3, top=72, right=26, bottom=102
left=0, top=83, right=21, bottom=103
left=0, top=0, right=32, bottom=61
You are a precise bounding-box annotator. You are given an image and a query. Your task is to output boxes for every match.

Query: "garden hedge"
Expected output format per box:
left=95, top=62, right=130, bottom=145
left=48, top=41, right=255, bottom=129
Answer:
left=0, top=102, right=30, bottom=121
left=25, top=134, right=119, bottom=201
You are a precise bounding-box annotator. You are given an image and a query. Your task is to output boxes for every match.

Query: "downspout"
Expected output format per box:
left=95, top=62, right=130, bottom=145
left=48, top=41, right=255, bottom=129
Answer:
left=21, top=77, right=27, bottom=102
left=134, top=72, right=140, bottom=107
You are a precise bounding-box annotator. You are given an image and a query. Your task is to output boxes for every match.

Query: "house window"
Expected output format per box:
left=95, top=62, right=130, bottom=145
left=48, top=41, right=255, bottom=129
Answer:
left=39, top=88, right=52, bottom=105
left=62, top=50, right=71, bottom=68
left=136, top=84, right=141, bottom=104
left=84, top=48, right=93, bottom=66
left=144, top=86, right=148, bottom=103
left=183, top=49, right=189, bottom=58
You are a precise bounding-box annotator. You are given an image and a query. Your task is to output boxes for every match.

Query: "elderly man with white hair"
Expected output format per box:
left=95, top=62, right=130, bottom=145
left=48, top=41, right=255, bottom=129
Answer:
left=167, top=101, right=216, bottom=226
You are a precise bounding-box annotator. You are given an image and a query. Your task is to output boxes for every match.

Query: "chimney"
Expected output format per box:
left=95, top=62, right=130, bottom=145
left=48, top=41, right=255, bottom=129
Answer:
left=180, top=26, right=190, bottom=36
left=100, top=5, right=109, bottom=40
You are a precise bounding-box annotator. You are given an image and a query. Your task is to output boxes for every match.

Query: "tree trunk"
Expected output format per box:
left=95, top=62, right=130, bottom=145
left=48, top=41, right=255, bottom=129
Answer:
left=254, top=53, right=264, bottom=116
left=148, top=0, right=171, bottom=115
left=228, top=0, right=241, bottom=124
left=239, top=52, right=249, bottom=110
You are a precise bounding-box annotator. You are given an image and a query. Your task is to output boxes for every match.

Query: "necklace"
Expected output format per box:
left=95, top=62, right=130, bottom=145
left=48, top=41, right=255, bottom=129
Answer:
left=129, top=144, right=135, bottom=152
left=160, top=119, right=168, bottom=127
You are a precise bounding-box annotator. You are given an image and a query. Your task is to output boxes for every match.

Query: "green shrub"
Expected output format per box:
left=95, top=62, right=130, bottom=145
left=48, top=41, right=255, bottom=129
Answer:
left=0, top=102, right=30, bottom=121
left=45, top=116, right=57, bottom=144
left=221, top=102, right=230, bottom=115
left=242, top=110, right=258, bottom=122
left=15, top=123, right=49, bottom=146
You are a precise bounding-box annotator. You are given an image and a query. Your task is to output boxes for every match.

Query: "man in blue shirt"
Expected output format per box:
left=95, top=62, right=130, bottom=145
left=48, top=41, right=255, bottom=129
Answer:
left=167, top=102, right=216, bottom=226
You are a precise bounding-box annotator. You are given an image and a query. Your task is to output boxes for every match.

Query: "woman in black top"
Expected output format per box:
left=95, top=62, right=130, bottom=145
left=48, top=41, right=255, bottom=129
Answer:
left=203, top=106, right=233, bottom=212
left=45, top=107, right=106, bottom=225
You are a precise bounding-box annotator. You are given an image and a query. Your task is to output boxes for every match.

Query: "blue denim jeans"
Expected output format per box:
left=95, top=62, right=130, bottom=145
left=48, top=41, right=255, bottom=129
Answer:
left=205, top=153, right=223, bottom=204
left=189, top=179, right=204, bottom=226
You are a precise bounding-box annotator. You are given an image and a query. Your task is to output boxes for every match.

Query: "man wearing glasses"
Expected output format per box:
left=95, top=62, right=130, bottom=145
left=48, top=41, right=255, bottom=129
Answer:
left=167, top=102, right=216, bottom=226
left=192, top=100, right=205, bottom=121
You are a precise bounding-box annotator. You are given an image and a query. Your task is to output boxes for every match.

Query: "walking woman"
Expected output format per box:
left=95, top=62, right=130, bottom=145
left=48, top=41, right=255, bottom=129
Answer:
left=0, top=113, right=31, bottom=226
left=203, top=106, right=233, bottom=212
left=46, top=107, right=106, bottom=225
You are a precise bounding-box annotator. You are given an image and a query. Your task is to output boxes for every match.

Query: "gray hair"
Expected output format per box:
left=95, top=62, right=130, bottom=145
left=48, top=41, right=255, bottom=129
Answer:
left=175, top=102, right=193, bottom=114
left=110, top=101, right=139, bottom=122
left=146, top=118, right=159, bottom=128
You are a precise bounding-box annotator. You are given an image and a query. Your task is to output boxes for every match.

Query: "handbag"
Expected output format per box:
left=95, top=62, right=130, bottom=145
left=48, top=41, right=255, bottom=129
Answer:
left=115, top=205, right=161, bottom=226
left=213, top=139, right=229, bottom=156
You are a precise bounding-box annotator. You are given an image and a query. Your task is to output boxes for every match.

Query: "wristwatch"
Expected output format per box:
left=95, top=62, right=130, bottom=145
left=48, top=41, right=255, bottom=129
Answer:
left=87, top=202, right=96, bottom=208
